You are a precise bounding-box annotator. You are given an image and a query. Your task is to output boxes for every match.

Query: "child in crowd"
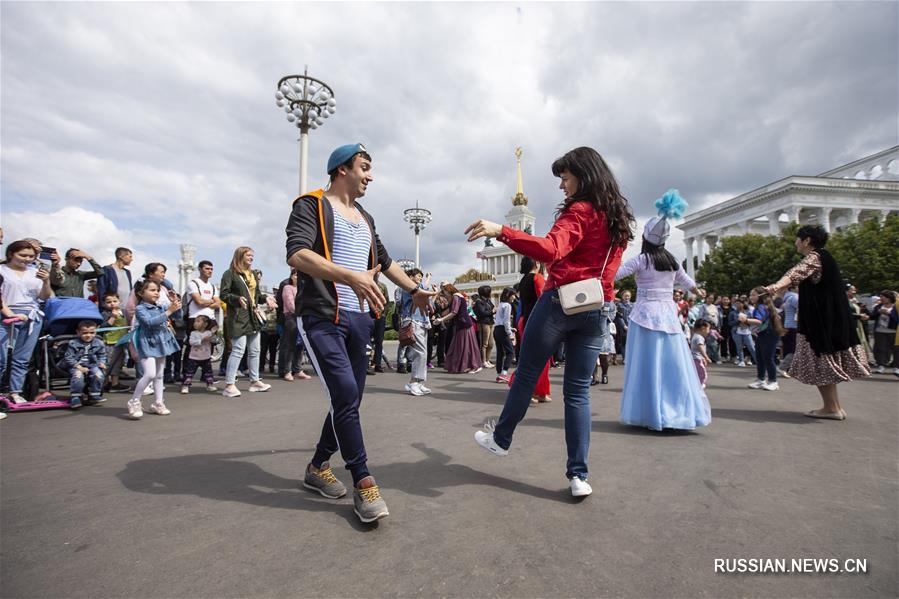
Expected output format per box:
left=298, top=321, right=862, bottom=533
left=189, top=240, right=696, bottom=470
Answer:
left=128, top=280, right=181, bottom=419
left=57, top=321, right=107, bottom=408
left=729, top=298, right=757, bottom=367
left=100, top=292, right=130, bottom=392
left=181, top=314, right=219, bottom=394
left=691, top=319, right=711, bottom=389
left=743, top=286, right=783, bottom=391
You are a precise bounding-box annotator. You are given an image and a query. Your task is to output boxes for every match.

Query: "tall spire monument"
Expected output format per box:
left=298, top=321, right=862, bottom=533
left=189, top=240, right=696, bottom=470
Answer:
left=452, top=147, right=539, bottom=300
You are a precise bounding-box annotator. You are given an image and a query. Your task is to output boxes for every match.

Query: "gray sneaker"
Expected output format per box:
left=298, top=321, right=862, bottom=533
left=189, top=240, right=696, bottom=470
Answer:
left=353, top=476, right=389, bottom=523
left=302, top=462, right=347, bottom=499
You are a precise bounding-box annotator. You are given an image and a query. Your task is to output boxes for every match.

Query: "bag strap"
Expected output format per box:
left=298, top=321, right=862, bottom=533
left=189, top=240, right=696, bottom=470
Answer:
left=597, top=244, right=613, bottom=282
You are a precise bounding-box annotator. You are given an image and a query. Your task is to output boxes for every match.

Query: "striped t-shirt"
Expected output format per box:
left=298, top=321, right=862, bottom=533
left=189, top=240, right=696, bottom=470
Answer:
left=332, top=208, right=372, bottom=313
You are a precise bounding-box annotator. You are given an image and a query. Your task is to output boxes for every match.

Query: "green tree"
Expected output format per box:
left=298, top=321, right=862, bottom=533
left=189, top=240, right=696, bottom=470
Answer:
left=696, top=224, right=799, bottom=294
left=828, top=214, right=899, bottom=294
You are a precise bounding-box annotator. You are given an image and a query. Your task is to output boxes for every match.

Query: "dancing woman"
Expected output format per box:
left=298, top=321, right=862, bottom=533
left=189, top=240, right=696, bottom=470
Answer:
left=615, top=190, right=711, bottom=431
left=465, top=146, right=634, bottom=497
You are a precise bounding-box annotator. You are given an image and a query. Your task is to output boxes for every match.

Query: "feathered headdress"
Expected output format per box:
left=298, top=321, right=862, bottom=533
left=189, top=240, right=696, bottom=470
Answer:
left=643, top=189, right=689, bottom=246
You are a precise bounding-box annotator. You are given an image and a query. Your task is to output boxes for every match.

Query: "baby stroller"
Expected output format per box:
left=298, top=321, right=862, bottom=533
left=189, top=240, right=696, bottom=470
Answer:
left=0, top=298, right=104, bottom=413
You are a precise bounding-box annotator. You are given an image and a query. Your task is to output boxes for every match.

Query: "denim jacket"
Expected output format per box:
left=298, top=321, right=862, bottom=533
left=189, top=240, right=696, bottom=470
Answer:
left=58, top=337, right=107, bottom=371
left=133, top=303, right=181, bottom=359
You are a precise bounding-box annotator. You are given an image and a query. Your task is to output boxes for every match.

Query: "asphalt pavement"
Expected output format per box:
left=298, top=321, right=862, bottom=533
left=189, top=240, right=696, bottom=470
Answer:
left=2, top=342, right=897, bottom=598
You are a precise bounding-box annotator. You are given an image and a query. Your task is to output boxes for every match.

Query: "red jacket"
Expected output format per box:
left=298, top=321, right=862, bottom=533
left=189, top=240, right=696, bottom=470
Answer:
left=498, top=200, right=624, bottom=301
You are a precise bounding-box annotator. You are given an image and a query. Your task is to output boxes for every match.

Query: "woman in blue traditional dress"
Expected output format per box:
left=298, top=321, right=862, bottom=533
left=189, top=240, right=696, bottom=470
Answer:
left=615, top=190, right=711, bottom=431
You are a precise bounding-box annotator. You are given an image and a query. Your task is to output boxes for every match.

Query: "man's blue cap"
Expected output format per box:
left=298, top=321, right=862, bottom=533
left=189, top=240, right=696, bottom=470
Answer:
left=327, top=143, right=368, bottom=174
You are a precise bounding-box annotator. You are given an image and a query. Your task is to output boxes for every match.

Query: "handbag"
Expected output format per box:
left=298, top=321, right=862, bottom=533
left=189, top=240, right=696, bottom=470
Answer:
left=398, top=320, right=415, bottom=347
left=557, top=246, right=613, bottom=316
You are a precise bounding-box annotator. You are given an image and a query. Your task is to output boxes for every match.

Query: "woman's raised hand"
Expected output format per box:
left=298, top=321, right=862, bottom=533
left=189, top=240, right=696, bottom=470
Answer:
left=465, top=219, right=503, bottom=242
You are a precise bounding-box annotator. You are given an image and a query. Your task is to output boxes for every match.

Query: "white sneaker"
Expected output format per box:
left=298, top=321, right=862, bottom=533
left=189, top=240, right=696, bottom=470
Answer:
left=406, top=382, right=426, bottom=396
left=127, top=400, right=143, bottom=419
left=222, top=387, right=241, bottom=398
left=474, top=430, right=508, bottom=456
left=10, top=393, right=27, bottom=404
left=146, top=402, right=171, bottom=415
left=142, top=382, right=155, bottom=396
left=736, top=361, right=746, bottom=368
left=180, top=386, right=189, bottom=394
left=418, top=384, right=432, bottom=395
left=777, top=368, right=791, bottom=379
left=206, top=384, right=219, bottom=392
left=0, top=412, right=7, bottom=420
left=748, top=379, right=765, bottom=389
left=874, top=365, right=885, bottom=374
left=761, top=381, right=779, bottom=391
left=570, top=477, right=593, bottom=497
left=248, top=381, right=271, bottom=392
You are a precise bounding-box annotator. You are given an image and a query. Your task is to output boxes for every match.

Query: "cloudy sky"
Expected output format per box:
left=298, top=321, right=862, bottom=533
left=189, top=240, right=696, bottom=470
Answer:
left=2, top=2, right=896, bottom=293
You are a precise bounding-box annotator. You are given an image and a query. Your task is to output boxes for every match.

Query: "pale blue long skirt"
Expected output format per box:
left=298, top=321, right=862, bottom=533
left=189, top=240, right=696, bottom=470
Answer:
left=619, top=322, right=711, bottom=431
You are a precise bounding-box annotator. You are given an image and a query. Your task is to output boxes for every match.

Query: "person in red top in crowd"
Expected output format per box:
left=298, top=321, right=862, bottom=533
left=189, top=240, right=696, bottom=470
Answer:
left=510, top=256, right=552, bottom=403
left=465, top=146, right=635, bottom=498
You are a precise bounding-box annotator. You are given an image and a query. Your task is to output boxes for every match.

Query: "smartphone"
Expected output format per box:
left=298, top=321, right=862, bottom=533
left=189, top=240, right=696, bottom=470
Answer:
left=39, top=246, right=56, bottom=262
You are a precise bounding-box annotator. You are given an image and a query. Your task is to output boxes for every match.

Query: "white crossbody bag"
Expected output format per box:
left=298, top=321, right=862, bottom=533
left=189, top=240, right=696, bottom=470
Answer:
left=557, top=245, right=612, bottom=316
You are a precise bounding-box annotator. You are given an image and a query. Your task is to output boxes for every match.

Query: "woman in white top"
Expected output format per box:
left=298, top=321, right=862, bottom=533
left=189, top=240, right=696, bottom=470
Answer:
left=0, top=240, right=54, bottom=402
left=492, top=287, right=516, bottom=382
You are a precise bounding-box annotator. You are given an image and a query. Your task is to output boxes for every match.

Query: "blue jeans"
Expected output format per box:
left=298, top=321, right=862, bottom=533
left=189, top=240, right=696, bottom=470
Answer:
left=732, top=332, right=756, bottom=364
left=0, top=309, right=44, bottom=394
left=492, top=289, right=605, bottom=480
left=755, top=330, right=778, bottom=382
left=225, top=332, right=260, bottom=385
left=70, top=365, right=104, bottom=397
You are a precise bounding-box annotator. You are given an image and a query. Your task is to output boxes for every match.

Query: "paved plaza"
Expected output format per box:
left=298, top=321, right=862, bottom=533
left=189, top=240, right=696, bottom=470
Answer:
left=1, top=343, right=897, bottom=598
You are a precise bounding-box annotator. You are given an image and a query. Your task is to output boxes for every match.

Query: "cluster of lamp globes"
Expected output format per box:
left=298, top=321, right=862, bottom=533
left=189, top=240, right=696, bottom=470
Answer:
left=275, top=80, right=337, bottom=129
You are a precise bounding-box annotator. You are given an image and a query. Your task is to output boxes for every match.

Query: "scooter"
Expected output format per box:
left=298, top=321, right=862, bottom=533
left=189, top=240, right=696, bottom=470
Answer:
left=0, top=317, right=73, bottom=413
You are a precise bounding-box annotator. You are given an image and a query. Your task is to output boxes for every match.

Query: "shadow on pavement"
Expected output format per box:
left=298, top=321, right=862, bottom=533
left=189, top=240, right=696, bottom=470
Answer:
left=518, top=418, right=702, bottom=436
left=116, top=448, right=381, bottom=531
left=376, top=443, right=574, bottom=504
left=708, top=407, right=817, bottom=424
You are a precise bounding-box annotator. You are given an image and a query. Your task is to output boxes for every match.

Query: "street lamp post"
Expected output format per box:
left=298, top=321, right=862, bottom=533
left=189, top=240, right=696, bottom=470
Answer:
left=275, top=67, right=337, bottom=195
left=403, top=201, right=432, bottom=269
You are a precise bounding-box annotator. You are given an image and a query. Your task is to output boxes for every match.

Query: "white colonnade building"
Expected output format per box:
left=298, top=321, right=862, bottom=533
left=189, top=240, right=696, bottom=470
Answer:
left=678, top=146, right=899, bottom=278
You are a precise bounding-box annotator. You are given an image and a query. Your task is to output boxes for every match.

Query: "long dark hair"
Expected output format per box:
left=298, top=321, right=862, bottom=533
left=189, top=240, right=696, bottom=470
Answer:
left=551, top=147, right=635, bottom=248
left=519, top=256, right=536, bottom=275
left=641, top=238, right=679, bottom=272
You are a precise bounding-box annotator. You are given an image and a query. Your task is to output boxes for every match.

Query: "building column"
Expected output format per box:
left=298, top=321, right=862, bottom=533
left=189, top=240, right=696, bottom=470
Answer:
left=697, top=236, right=706, bottom=264
left=685, top=237, right=695, bottom=278
left=820, top=207, right=833, bottom=233
left=767, top=211, right=781, bottom=235
left=788, top=206, right=802, bottom=224
left=850, top=208, right=861, bottom=225
left=880, top=210, right=890, bottom=224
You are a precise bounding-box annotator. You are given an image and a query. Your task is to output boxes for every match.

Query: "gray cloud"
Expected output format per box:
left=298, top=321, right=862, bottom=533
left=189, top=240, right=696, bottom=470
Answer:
left=2, top=2, right=895, bottom=289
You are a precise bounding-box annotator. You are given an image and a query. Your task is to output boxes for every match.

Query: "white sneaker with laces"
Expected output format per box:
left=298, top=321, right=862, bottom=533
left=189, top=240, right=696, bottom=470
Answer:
left=474, top=429, right=508, bottom=456
left=248, top=381, right=271, bottom=392
left=761, top=381, right=779, bottom=391
left=147, top=402, right=171, bottom=415
left=142, top=382, right=155, bottom=396
left=206, top=384, right=219, bottom=392
left=748, top=379, right=765, bottom=389
left=570, top=477, right=593, bottom=497
left=10, top=393, right=27, bottom=404
left=127, top=400, right=143, bottom=419
left=406, top=382, right=426, bottom=396
left=418, top=384, right=432, bottom=395
left=180, top=386, right=189, bottom=394
left=736, top=361, right=746, bottom=368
